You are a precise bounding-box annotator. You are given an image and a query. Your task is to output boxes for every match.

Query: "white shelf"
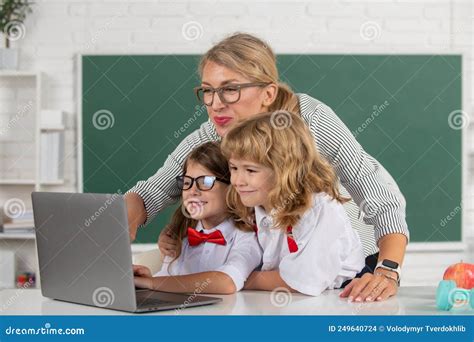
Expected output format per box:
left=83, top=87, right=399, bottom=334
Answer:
left=0, top=70, right=44, bottom=291
left=0, top=233, right=35, bottom=240
left=0, top=71, right=65, bottom=192
left=0, top=179, right=65, bottom=185
left=0, top=70, right=38, bottom=77
left=40, top=125, right=65, bottom=131
left=40, top=179, right=64, bottom=185
left=0, top=179, right=36, bottom=185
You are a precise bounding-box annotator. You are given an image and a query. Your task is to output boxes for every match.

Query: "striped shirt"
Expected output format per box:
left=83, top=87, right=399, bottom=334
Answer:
left=126, top=93, right=409, bottom=257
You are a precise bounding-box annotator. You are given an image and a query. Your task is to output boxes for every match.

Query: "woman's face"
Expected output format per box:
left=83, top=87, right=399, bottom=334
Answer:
left=201, top=61, right=277, bottom=137
left=228, top=158, right=275, bottom=212
left=182, top=161, right=229, bottom=230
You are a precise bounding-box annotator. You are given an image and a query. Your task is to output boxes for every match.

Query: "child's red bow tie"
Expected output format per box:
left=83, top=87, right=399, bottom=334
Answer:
left=187, top=227, right=226, bottom=246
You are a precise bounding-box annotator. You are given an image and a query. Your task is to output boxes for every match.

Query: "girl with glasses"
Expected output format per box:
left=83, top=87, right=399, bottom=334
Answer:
left=133, top=142, right=262, bottom=294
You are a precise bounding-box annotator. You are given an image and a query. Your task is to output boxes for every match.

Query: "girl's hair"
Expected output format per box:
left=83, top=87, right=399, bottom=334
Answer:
left=166, top=142, right=253, bottom=266
left=221, top=111, right=350, bottom=231
left=198, top=32, right=300, bottom=114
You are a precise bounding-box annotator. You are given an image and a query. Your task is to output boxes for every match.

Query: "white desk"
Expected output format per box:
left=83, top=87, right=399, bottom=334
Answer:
left=0, top=287, right=471, bottom=315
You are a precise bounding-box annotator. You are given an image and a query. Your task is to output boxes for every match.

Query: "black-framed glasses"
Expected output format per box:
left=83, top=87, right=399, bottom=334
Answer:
left=194, top=82, right=271, bottom=106
left=176, top=175, right=230, bottom=191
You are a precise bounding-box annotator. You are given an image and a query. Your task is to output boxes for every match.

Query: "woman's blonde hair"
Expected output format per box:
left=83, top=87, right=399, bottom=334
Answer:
left=221, top=111, right=350, bottom=231
left=198, top=33, right=300, bottom=114
left=166, top=142, right=253, bottom=267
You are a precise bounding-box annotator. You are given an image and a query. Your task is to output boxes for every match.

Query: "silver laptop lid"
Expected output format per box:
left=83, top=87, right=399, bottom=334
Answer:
left=31, top=192, right=137, bottom=312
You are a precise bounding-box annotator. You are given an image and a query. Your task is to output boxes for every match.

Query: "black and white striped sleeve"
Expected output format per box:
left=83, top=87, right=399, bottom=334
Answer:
left=125, top=121, right=219, bottom=226
left=302, top=96, right=409, bottom=243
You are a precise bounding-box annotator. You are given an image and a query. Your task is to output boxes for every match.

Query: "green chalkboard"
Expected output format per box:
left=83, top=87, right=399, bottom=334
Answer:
left=81, top=55, right=462, bottom=244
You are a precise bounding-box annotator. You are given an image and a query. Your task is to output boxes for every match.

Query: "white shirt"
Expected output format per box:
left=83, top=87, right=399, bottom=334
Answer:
left=155, top=218, right=262, bottom=291
left=254, top=192, right=365, bottom=296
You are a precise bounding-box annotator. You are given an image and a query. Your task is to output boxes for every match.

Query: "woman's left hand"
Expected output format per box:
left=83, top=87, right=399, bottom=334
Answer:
left=339, top=271, right=398, bottom=302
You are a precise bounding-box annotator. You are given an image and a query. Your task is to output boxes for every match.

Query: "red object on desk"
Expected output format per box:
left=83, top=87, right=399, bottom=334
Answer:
left=443, top=261, right=474, bottom=289
left=16, top=272, right=35, bottom=288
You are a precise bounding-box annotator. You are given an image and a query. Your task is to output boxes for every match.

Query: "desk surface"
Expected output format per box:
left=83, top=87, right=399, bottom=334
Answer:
left=0, top=287, right=471, bottom=315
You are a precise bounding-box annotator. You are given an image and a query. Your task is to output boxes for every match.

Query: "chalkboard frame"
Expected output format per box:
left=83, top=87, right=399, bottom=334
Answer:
left=77, top=53, right=468, bottom=251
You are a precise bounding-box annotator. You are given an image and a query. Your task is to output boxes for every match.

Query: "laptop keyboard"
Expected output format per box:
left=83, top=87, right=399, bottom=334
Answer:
left=137, top=297, right=172, bottom=308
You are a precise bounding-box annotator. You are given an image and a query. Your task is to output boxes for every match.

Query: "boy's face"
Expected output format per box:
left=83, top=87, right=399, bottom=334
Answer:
left=228, top=158, right=275, bottom=211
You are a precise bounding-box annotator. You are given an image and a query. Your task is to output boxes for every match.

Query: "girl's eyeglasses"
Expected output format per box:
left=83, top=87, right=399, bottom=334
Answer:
left=176, top=175, right=230, bottom=191
left=194, top=82, right=271, bottom=106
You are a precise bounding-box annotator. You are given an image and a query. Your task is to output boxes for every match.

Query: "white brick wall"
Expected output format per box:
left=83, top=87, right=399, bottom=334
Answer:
left=1, top=0, right=473, bottom=240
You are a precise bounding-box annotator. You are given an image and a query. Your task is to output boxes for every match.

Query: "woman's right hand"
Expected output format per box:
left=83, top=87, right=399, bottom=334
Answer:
left=124, top=193, right=147, bottom=242
left=129, top=225, right=139, bottom=242
left=158, top=229, right=178, bottom=257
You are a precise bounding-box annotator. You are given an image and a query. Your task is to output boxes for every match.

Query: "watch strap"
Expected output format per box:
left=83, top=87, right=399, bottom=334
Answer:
left=375, top=259, right=401, bottom=284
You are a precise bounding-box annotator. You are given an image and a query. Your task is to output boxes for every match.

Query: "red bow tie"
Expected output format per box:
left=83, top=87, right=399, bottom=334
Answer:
left=187, top=227, right=227, bottom=246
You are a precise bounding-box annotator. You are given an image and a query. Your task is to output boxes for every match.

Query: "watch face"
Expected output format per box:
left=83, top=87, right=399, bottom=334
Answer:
left=382, top=259, right=399, bottom=269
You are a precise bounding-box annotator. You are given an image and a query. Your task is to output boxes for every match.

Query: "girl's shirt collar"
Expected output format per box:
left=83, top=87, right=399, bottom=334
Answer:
left=194, top=218, right=236, bottom=243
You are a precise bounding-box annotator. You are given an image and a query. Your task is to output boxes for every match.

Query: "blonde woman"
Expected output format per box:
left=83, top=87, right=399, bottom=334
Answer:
left=125, top=33, right=409, bottom=302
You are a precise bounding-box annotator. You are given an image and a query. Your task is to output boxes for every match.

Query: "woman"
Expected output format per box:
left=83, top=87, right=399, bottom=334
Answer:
left=125, top=33, right=409, bottom=302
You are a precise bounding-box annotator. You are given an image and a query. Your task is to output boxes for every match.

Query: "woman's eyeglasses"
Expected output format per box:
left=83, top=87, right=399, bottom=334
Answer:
left=194, top=82, right=271, bottom=106
left=176, top=175, right=230, bottom=191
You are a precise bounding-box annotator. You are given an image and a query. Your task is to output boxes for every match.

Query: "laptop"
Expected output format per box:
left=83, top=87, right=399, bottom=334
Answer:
left=31, top=192, right=222, bottom=313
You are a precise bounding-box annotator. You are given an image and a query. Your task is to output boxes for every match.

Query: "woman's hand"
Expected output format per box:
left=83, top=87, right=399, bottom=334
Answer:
left=133, top=264, right=153, bottom=289
left=129, top=225, right=139, bottom=243
left=339, top=271, right=398, bottom=302
left=124, top=193, right=147, bottom=242
left=157, top=229, right=178, bottom=258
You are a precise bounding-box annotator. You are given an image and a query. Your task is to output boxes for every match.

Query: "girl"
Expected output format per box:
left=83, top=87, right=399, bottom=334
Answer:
left=220, top=111, right=366, bottom=297
left=133, top=142, right=262, bottom=294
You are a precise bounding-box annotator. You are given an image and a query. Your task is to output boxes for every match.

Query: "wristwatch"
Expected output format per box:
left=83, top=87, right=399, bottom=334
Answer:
left=375, top=259, right=401, bottom=285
